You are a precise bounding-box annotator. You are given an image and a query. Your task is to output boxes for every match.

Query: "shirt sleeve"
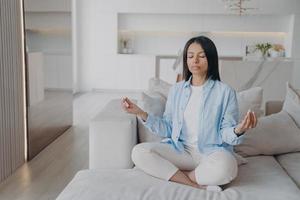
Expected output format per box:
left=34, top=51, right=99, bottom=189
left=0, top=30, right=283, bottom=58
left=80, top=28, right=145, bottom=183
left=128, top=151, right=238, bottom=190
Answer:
left=142, top=86, right=174, bottom=138
left=220, top=89, right=245, bottom=145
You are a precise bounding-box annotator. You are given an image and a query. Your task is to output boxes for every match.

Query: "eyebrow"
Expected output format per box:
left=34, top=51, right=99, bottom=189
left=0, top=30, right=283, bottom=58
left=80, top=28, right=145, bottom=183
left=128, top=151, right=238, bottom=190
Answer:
left=187, top=51, right=205, bottom=54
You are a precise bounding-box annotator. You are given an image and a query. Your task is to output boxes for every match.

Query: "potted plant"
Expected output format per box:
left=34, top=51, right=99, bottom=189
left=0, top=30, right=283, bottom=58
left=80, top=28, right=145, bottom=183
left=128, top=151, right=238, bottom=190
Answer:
left=120, top=38, right=133, bottom=54
left=255, top=43, right=272, bottom=58
left=270, top=44, right=285, bottom=57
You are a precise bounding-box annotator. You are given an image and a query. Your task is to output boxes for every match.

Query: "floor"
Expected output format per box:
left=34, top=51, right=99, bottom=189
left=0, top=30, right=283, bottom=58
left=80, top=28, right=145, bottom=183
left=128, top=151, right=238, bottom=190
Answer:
left=0, top=91, right=140, bottom=200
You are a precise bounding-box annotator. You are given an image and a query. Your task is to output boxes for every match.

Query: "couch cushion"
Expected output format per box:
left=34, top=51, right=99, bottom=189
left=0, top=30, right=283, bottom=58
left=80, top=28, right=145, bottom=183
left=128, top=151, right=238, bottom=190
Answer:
left=283, top=82, right=300, bottom=128
left=276, top=152, right=300, bottom=188
left=234, top=111, right=300, bottom=157
left=57, top=156, right=300, bottom=200
left=226, top=156, right=300, bottom=199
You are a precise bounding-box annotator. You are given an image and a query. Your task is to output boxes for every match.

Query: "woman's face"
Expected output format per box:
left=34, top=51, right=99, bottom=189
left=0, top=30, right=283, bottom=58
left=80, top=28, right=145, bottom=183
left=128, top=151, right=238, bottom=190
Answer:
left=187, top=42, right=208, bottom=77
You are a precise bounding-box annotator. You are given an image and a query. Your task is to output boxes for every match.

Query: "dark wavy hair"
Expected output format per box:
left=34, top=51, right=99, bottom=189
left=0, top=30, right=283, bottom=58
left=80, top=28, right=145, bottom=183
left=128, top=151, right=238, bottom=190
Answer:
left=182, top=36, right=221, bottom=81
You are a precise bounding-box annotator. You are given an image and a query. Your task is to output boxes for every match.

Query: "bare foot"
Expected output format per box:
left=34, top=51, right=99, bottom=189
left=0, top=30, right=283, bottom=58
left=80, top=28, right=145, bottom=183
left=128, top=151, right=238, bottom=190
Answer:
left=197, top=184, right=207, bottom=190
left=188, top=182, right=206, bottom=189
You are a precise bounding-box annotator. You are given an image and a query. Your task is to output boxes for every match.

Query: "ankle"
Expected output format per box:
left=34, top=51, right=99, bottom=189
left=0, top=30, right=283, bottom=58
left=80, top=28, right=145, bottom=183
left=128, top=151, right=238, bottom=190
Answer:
left=206, top=185, right=222, bottom=192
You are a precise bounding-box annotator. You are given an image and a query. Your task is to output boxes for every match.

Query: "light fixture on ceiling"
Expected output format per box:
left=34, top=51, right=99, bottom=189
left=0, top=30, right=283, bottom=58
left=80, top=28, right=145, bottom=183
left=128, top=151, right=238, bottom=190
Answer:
left=223, top=0, right=258, bottom=15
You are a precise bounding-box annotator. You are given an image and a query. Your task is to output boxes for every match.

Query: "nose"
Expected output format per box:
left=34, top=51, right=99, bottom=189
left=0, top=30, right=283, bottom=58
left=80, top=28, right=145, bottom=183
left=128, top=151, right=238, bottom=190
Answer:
left=193, top=56, right=200, bottom=63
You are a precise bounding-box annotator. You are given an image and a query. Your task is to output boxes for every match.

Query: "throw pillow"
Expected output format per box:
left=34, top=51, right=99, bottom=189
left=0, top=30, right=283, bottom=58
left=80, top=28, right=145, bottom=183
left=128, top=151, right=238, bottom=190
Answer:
left=234, top=111, right=300, bottom=157
left=237, top=87, right=264, bottom=120
left=148, top=78, right=172, bottom=99
left=283, top=82, right=300, bottom=128
left=137, top=92, right=166, bottom=143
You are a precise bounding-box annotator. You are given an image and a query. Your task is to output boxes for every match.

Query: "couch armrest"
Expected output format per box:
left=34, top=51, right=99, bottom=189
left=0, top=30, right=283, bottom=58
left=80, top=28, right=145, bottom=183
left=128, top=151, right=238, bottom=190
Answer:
left=89, top=99, right=137, bottom=169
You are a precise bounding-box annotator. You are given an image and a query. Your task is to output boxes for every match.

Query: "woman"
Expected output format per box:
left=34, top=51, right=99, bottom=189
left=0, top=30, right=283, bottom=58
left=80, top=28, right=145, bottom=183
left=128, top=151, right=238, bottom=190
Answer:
left=122, top=36, right=257, bottom=191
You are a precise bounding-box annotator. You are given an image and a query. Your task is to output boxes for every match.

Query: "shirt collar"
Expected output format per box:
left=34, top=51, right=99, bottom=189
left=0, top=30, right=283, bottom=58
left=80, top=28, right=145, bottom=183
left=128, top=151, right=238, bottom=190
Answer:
left=183, top=76, right=215, bottom=91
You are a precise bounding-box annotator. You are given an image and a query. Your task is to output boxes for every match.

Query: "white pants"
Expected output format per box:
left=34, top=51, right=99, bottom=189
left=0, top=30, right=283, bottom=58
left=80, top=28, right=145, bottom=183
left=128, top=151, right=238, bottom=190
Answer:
left=131, top=142, right=238, bottom=186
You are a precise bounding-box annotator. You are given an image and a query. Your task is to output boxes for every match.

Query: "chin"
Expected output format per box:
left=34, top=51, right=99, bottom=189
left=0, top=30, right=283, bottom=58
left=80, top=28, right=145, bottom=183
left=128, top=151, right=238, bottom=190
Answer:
left=191, top=71, right=207, bottom=77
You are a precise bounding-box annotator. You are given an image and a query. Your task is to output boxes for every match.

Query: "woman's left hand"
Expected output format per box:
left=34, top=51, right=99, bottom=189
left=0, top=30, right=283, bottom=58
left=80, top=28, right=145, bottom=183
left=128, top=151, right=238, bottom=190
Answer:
left=234, top=109, right=257, bottom=135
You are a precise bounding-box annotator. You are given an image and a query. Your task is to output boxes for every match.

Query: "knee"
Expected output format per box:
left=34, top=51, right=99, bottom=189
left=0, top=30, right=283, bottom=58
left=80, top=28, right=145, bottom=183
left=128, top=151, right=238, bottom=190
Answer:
left=211, top=152, right=238, bottom=185
left=131, top=143, right=152, bottom=167
left=195, top=151, right=238, bottom=185
left=213, top=162, right=238, bottom=185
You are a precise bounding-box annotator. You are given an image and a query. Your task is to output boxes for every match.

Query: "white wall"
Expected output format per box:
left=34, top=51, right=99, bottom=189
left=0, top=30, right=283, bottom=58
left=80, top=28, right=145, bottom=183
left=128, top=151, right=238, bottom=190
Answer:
left=75, top=0, right=300, bottom=91
left=291, top=14, right=300, bottom=88
left=24, top=0, right=71, bottom=12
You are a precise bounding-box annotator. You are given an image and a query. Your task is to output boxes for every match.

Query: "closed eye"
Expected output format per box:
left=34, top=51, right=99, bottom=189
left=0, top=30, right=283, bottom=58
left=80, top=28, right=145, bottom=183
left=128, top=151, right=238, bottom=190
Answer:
left=187, top=55, right=206, bottom=59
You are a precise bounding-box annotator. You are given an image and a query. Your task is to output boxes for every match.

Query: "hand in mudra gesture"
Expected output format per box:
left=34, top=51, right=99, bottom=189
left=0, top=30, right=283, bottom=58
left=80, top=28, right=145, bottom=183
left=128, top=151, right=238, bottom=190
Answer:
left=121, top=97, right=148, bottom=121
left=234, top=109, right=258, bottom=135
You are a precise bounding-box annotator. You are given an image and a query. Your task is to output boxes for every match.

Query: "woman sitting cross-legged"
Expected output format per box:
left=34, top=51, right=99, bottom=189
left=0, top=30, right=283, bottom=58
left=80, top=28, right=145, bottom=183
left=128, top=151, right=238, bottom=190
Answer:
left=122, top=36, right=257, bottom=192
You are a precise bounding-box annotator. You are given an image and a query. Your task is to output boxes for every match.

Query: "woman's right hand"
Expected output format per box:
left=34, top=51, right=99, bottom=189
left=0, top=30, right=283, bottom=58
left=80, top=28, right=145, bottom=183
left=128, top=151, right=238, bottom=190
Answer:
left=122, top=97, right=148, bottom=121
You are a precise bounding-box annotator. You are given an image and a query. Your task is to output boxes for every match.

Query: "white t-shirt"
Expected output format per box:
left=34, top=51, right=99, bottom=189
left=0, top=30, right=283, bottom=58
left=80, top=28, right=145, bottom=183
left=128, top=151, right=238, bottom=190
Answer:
left=182, top=85, right=203, bottom=148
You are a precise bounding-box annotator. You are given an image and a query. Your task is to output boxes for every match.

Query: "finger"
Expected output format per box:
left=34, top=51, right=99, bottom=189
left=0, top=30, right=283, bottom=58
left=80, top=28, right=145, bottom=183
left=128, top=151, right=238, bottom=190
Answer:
left=124, top=101, right=130, bottom=108
left=241, top=113, right=248, bottom=123
left=240, top=111, right=248, bottom=125
left=240, top=111, right=250, bottom=128
left=122, top=97, right=128, bottom=105
left=249, top=112, right=255, bottom=128
left=252, top=112, right=258, bottom=127
left=125, top=97, right=133, bottom=105
left=122, top=97, right=131, bottom=108
left=240, top=115, right=247, bottom=128
left=239, top=113, right=249, bottom=132
left=121, top=102, right=129, bottom=110
left=245, top=111, right=252, bottom=129
left=249, top=111, right=255, bottom=129
left=121, top=99, right=129, bottom=108
left=248, top=112, right=253, bottom=128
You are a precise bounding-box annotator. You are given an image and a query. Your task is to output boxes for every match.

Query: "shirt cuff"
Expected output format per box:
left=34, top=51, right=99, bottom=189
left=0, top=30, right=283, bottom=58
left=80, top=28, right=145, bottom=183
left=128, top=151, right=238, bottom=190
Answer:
left=142, top=113, right=155, bottom=129
left=234, top=127, right=245, bottom=137
left=226, top=127, right=245, bottom=145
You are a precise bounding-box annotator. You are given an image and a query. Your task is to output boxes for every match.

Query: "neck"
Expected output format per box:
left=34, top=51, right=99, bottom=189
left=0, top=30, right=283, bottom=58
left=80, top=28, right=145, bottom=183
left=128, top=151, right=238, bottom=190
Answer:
left=191, top=75, right=207, bottom=86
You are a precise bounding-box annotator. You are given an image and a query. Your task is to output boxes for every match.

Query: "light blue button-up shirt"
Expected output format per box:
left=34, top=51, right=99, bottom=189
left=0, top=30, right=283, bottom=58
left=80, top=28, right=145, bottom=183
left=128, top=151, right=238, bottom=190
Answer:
left=144, top=76, right=244, bottom=155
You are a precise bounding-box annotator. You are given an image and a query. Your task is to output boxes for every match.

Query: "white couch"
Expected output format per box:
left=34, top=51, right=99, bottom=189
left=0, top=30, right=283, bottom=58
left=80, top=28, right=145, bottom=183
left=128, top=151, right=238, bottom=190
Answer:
left=57, top=82, right=300, bottom=200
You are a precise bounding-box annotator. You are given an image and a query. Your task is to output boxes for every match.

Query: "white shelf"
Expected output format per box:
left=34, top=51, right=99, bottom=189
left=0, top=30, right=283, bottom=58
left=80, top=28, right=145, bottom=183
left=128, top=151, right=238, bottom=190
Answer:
left=117, top=13, right=292, bottom=57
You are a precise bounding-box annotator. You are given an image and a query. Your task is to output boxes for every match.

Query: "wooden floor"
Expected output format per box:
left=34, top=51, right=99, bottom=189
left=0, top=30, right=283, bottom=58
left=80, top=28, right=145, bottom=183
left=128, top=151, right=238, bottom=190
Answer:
left=0, top=91, right=140, bottom=200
